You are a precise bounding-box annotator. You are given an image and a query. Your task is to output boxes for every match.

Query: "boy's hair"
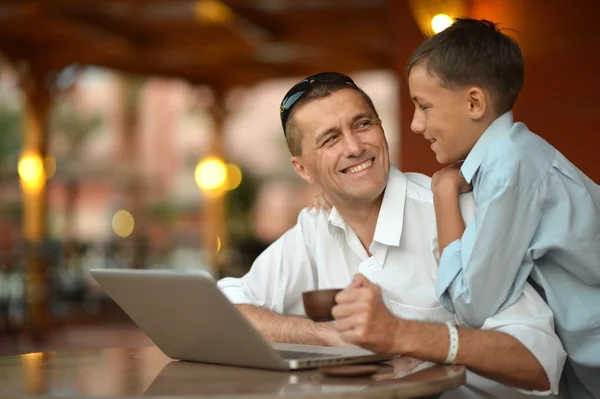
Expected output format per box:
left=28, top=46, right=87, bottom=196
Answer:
left=285, top=84, right=379, bottom=156
left=407, top=18, right=524, bottom=115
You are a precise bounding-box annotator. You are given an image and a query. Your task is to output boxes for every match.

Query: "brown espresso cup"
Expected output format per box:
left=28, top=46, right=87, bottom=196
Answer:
left=302, top=288, right=343, bottom=322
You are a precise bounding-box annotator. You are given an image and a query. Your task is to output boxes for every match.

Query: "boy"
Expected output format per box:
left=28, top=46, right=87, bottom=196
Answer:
left=407, top=18, right=600, bottom=397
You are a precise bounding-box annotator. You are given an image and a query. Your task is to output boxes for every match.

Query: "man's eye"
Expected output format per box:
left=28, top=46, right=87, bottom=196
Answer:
left=324, top=135, right=338, bottom=144
left=357, top=121, right=372, bottom=129
left=419, top=104, right=430, bottom=111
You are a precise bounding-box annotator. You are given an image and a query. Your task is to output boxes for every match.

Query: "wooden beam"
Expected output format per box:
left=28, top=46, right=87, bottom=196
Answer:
left=44, top=8, right=134, bottom=55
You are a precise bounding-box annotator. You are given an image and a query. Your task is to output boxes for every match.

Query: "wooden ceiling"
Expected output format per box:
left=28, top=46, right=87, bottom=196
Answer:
left=0, top=0, right=395, bottom=87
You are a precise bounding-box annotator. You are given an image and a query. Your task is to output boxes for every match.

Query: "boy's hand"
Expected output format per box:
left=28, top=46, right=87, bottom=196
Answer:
left=312, top=192, right=332, bottom=212
left=432, top=164, right=472, bottom=194
left=331, top=274, right=403, bottom=354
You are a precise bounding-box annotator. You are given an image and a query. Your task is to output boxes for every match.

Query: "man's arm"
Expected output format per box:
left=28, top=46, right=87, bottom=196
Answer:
left=396, top=320, right=549, bottom=391
left=218, top=208, right=347, bottom=347
left=236, top=304, right=349, bottom=347
left=431, top=168, right=542, bottom=327
left=333, top=274, right=561, bottom=392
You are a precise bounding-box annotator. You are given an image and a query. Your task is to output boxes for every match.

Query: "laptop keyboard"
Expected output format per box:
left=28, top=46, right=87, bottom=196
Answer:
left=277, top=350, right=336, bottom=360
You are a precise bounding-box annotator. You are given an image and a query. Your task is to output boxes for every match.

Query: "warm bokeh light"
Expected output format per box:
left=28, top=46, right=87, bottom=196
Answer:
left=44, top=156, right=56, bottom=179
left=195, top=156, right=228, bottom=192
left=225, top=163, right=242, bottom=191
left=216, top=236, right=222, bottom=254
left=20, top=352, right=44, bottom=363
left=431, top=14, right=453, bottom=34
left=194, top=0, right=232, bottom=24
left=112, top=210, right=135, bottom=238
left=18, top=153, right=45, bottom=191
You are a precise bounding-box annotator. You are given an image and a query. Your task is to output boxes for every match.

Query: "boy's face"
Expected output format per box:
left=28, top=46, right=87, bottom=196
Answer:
left=290, top=89, right=390, bottom=207
left=408, top=64, right=481, bottom=164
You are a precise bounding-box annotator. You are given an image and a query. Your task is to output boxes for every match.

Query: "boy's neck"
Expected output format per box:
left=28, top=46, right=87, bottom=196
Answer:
left=469, top=111, right=507, bottom=148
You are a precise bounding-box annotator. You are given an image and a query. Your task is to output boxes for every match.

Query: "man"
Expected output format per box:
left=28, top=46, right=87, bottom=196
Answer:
left=218, top=72, right=567, bottom=398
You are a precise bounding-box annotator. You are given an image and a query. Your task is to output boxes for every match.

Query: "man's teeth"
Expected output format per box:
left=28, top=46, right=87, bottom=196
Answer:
left=346, top=159, right=373, bottom=174
left=429, top=138, right=436, bottom=143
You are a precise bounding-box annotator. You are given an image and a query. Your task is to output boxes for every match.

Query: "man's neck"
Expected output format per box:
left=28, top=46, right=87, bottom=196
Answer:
left=334, top=195, right=384, bottom=256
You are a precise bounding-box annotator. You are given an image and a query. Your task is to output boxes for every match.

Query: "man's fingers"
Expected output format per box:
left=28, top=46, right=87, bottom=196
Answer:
left=312, top=193, right=333, bottom=212
left=331, top=301, right=366, bottom=320
left=332, top=312, right=368, bottom=333
left=349, top=273, right=371, bottom=288
left=336, top=286, right=379, bottom=307
left=335, top=287, right=360, bottom=304
left=339, top=326, right=369, bottom=347
left=319, top=196, right=332, bottom=211
left=313, top=195, right=326, bottom=210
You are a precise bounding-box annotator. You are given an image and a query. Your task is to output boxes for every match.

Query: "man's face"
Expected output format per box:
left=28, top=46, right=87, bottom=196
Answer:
left=290, top=89, right=390, bottom=206
left=408, top=64, right=479, bottom=164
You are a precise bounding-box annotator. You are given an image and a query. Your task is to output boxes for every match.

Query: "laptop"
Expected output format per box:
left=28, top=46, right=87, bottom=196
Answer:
left=90, top=268, right=392, bottom=370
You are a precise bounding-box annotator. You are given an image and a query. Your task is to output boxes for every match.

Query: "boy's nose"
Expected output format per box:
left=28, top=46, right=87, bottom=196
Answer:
left=411, top=116, right=425, bottom=135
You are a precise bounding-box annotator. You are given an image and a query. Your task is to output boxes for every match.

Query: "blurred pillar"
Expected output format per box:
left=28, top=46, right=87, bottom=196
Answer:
left=118, top=76, right=146, bottom=268
left=202, top=87, right=228, bottom=276
left=20, top=65, right=51, bottom=339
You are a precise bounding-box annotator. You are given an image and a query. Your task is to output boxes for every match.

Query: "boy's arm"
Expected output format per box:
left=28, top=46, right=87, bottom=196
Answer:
left=432, top=169, right=468, bottom=254
left=432, top=169, right=541, bottom=327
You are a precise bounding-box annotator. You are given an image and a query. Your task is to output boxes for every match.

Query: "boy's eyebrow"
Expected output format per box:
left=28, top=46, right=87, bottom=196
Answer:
left=314, top=112, right=374, bottom=144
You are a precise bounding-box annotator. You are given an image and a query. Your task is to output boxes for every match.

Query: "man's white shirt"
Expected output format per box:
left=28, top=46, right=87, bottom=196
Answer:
left=218, top=166, right=567, bottom=398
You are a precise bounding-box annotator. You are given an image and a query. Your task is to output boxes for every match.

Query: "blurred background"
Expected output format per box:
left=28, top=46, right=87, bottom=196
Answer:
left=0, top=0, right=598, bottom=356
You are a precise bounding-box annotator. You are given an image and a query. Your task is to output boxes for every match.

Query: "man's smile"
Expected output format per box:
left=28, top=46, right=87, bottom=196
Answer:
left=341, top=158, right=374, bottom=174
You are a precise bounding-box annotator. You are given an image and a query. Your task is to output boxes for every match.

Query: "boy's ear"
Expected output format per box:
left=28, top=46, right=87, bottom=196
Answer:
left=291, top=156, right=314, bottom=184
left=466, top=87, right=488, bottom=120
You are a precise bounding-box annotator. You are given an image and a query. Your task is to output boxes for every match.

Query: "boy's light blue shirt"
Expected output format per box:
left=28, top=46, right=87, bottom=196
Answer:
left=435, top=111, right=600, bottom=395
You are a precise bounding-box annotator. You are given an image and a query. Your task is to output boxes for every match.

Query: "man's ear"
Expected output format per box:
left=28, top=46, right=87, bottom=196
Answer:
left=291, top=156, right=314, bottom=184
left=466, top=87, right=488, bottom=121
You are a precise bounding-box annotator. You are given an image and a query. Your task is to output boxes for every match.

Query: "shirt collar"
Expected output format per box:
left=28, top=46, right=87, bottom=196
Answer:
left=328, top=206, right=345, bottom=228
left=328, top=165, right=407, bottom=247
left=460, top=111, right=514, bottom=183
left=373, top=165, right=407, bottom=246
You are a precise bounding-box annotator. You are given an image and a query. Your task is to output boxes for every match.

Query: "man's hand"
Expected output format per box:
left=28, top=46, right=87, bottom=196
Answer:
left=312, top=192, right=332, bottom=212
left=317, top=322, right=359, bottom=348
left=331, top=274, right=403, bottom=354
left=431, top=164, right=472, bottom=195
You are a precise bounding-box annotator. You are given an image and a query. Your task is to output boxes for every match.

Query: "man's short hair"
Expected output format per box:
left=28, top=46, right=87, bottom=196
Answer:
left=284, top=83, right=379, bottom=156
left=407, top=18, right=524, bottom=115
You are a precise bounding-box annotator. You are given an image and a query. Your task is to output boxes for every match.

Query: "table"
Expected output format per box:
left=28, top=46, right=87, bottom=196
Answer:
left=0, top=346, right=466, bottom=398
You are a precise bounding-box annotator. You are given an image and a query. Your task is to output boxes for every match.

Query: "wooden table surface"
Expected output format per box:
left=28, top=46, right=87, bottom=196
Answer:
left=0, top=346, right=466, bottom=398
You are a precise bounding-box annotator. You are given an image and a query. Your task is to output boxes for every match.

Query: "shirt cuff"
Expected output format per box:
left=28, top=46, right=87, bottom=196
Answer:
left=494, top=324, right=565, bottom=395
left=217, top=277, right=259, bottom=306
left=435, top=239, right=463, bottom=312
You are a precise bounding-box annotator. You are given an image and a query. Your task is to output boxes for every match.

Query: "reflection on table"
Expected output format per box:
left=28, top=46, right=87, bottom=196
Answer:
left=0, top=346, right=465, bottom=398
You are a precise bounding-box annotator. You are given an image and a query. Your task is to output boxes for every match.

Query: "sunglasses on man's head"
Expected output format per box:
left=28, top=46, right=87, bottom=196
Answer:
left=279, top=72, right=357, bottom=136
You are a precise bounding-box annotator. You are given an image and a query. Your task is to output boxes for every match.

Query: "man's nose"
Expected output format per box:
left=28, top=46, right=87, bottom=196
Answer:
left=344, top=132, right=364, bottom=156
